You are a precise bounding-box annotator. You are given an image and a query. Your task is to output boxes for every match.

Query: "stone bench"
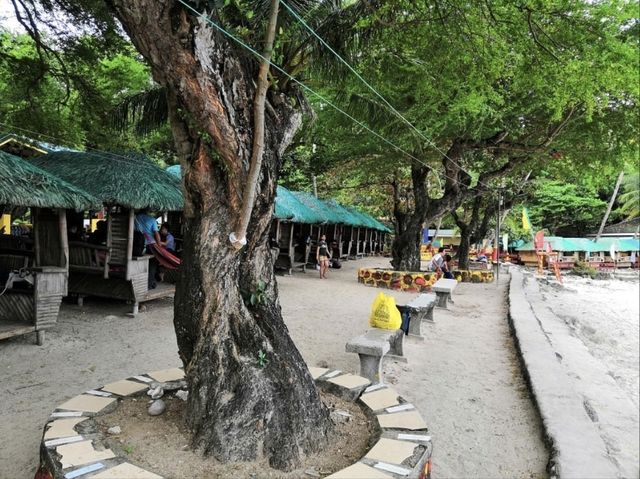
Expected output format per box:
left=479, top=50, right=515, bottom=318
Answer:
left=398, top=293, right=437, bottom=339
left=346, top=328, right=404, bottom=383
left=432, top=278, right=457, bottom=308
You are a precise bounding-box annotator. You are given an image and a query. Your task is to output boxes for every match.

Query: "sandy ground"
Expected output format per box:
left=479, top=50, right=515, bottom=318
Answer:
left=540, top=275, right=639, bottom=408
left=529, top=274, right=640, bottom=476
left=0, top=257, right=548, bottom=479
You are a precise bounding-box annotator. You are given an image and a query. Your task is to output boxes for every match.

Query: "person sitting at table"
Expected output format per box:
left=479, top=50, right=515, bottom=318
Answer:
left=88, top=220, right=107, bottom=245
left=159, top=223, right=176, bottom=254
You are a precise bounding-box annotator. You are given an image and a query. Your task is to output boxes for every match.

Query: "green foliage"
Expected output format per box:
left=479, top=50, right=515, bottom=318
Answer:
left=241, top=280, right=267, bottom=308
left=618, top=172, right=640, bottom=219
left=572, top=261, right=598, bottom=279
left=286, top=0, right=638, bottom=236
left=256, top=350, right=269, bottom=368
left=527, top=180, right=607, bottom=236
left=0, top=31, right=172, bottom=157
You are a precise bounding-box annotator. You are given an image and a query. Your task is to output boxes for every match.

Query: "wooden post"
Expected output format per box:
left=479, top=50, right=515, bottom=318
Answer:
left=104, top=210, right=112, bottom=279
left=126, top=208, right=134, bottom=280
left=58, top=209, right=68, bottom=270
left=33, top=208, right=41, bottom=267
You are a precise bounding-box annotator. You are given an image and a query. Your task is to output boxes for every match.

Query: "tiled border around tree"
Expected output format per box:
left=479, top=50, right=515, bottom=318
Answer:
left=358, top=268, right=494, bottom=293
left=37, top=367, right=433, bottom=479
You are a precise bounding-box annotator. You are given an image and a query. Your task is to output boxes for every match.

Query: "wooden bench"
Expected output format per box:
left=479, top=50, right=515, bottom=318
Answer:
left=346, top=328, right=405, bottom=383
left=397, top=293, right=437, bottom=339
left=68, top=242, right=110, bottom=277
left=432, top=278, right=457, bottom=308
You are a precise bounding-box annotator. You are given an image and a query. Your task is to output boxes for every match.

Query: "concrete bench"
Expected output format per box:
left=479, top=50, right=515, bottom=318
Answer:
left=398, top=293, right=437, bottom=339
left=432, top=278, right=457, bottom=308
left=346, top=328, right=404, bottom=383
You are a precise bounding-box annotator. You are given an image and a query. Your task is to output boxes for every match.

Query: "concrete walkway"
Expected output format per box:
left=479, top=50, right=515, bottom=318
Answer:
left=510, top=269, right=639, bottom=478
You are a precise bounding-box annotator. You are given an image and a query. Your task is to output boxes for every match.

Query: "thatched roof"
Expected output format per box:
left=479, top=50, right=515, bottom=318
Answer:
left=0, top=151, right=100, bottom=210
left=32, top=151, right=183, bottom=211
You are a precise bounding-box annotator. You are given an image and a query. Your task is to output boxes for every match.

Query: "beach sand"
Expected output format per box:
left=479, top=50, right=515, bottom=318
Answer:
left=0, top=256, right=548, bottom=478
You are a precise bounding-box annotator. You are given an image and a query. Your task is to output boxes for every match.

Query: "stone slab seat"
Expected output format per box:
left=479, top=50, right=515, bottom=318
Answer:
left=397, top=293, right=437, bottom=339
left=432, top=278, right=457, bottom=309
left=346, top=329, right=404, bottom=383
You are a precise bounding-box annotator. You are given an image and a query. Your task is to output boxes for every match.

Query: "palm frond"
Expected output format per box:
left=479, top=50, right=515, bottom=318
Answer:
left=110, top=87, right=168, bottom=136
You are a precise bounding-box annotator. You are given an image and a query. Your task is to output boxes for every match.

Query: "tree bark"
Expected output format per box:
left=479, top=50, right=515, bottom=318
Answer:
left=108, top=0, right=331, bottom=470
left=391, top=166, right=429, bottom=271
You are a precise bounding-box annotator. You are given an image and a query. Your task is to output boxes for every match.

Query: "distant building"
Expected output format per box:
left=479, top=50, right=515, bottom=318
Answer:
left=422, top=228, right=460, bottom=247
left=587, top=217, right=640, bottom=239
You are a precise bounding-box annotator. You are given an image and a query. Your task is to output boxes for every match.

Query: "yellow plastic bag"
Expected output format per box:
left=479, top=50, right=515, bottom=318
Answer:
left=369, top=292, right=402, bottom=330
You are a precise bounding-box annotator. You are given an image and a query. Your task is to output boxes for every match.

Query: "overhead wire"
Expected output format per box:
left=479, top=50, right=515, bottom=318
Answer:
left=175, top=0, right=487, bottom=191
left=3, top=3, right=490, bottom=195
left=279, top=0, right=492, bottom=190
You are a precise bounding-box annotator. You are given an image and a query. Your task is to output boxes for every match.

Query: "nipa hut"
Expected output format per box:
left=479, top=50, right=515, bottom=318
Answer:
left=516, top=236, right=640, bottom=269
left=165, top=166, right=391, bottom=273
left=0, top=151, right=99, bottom=344
left=30, top=151, right=183, bottom=314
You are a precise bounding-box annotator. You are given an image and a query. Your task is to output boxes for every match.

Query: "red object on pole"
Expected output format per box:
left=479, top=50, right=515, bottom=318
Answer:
left=534, top=230, right=545, bottom=250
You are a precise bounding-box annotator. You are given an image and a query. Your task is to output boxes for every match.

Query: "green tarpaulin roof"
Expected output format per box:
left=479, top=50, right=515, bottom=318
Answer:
left=0, top=151, right=99, bottom=210
left=166, top=165, right=389, bottom=231
left=32, top=151, right=183, bottom=211
left=516, top=236, right=640, bottom=253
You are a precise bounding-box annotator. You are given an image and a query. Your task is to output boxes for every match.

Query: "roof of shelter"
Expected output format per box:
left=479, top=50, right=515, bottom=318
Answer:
left=516, top=236, right=640, bottom=253
left=0, top=132, right=77, bottom=157
left=31, top=151, right=183, bottom=211
left=163, top=166, right=389, bottom=230
left=0, top=151, right=99, bottom=210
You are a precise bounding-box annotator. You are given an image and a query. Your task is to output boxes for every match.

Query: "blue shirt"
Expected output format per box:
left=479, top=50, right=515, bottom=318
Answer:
left=164, top=233, right=175, bottom=252
left=134, top=213, right=158, bottom=245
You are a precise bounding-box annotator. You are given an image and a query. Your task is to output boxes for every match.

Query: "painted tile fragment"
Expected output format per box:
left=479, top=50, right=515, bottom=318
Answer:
left=327, top=373, right=370, bottom=389
left=57, top=395, right=116, bottom=414
left=101, top=379, right=148, bottom=396
left=56, top=440, right=115, bottom=469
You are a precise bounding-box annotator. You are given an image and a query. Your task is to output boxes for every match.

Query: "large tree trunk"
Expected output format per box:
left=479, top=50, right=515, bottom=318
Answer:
left=391, top=166, right=429, bottom=271
left=456, top=225, right=471, bottom=270
left=109, top=1, right=331, bottom=470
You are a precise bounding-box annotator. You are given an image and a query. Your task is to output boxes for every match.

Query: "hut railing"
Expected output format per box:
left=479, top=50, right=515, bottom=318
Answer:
left=68, top=241, right=110, bottom=278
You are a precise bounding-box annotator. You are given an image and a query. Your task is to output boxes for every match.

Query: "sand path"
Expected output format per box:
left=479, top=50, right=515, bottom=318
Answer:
left=0, top=256, right=548, bottom=478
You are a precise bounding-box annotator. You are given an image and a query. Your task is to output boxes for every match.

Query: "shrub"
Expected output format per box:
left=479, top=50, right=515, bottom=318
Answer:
left=572, top=260, right=598, bottom=279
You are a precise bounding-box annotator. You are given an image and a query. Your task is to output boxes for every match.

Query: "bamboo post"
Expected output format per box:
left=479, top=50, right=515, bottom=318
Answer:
left=33, top=208, right=41, bottom=267
left=104, top=210, right=112, bottom=279
left=126, top=209, right=134, bottom=280
left=58, top=209, right=68, bottom=270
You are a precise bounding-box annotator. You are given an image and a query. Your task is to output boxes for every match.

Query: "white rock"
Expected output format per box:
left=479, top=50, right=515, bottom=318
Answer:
left=107, top=426, right=121, bottom=435
left=175, top=390, right=189, bottom=401
left=147, top=386, right=164, bottom=400
left=148, top=399, right=166, bottom=416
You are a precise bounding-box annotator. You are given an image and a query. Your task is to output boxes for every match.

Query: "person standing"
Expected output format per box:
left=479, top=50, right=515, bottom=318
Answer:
left=316, top=234, right=331, bottom=279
